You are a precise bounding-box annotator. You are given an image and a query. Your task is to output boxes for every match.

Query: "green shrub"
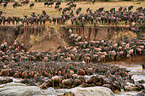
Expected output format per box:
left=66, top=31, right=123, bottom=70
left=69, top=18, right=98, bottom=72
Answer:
left=136, top=2, right=141, bottom=4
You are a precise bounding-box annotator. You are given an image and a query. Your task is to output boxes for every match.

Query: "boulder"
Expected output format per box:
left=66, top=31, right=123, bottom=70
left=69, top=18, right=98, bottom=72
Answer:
left=62, top=86, right=115, bottom=96
left=0, top=83, right=115, bottom=96
left=0, top=83, right=46, bottom=96
left=0, top=77, right=13, bottom=84
left=135, top=90, right=145, bottom=96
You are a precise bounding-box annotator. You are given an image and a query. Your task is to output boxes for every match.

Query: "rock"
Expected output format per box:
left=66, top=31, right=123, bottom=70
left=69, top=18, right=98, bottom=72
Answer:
left=64, top=86, right=115, bottom=96
left=45, top=87, right=56, bottom=95
left=0, top=83, right=46, bottom=96
left=135, top=90, right=145, bottom=96
left=135, top=93, right=145, bottom=96
left=0, top=77, right=13, bottom=84
left=13, top=78, right=24, bottom=83
left=0, top=83, right=60, bottom=96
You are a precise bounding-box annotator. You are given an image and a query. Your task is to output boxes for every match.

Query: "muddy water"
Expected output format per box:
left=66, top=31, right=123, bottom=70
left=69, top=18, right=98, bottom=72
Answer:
left=118, top=63, right=145, bottom=82
left=115, top=63, right=145, bottom=96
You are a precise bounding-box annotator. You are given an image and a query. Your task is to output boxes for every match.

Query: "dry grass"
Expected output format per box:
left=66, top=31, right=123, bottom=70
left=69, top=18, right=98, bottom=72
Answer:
left=111, top=31, right=137, bottom=42
left=29, top=34, right=42, bottom=44
left=0, top=1, right=145, bottom=18
left=28, top=36, right=61, bottom=52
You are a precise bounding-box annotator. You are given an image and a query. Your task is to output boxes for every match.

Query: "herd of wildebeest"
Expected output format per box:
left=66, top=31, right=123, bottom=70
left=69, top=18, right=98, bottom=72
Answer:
left=0, top=29, right=145, bottom=92
left=0, top=0, right=145, bottom=30
left=0, top=0, right=145, bottom=94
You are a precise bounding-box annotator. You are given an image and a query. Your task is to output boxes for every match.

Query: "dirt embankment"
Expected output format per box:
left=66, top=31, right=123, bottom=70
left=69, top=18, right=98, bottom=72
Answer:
left=0, top=26, right=16, bottom=45
left=0, top=25, right=145, bottom=53
left=0, top=26, right=67, bottom=52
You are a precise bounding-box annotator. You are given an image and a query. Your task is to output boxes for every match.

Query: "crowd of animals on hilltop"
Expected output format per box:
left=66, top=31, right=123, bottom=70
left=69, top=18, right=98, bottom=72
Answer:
left=0, top=1, right=145, bottom=31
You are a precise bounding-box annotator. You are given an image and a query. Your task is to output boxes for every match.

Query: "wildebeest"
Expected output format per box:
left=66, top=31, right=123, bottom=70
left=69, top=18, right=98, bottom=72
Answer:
left=44, top=1, right=54, bottom=7
left=55, top=1, right=61, bottom=6
left=13, top=2, right=18, bottom=8
left=3, top=2, right=8, bottom=8
left=55, top=5, right=59, bottom=9
left=0, top=11, right=2, bottom=16
left=21, top=0, right=29, bottom=5
left=136, top=7, right=143, bottom=11
left=92, top=0, right=96, bottom=4
left=0, top=0, right=2, bottom=4
left=42, top=10, right=46, bottom=15
left=96, top=7, right=104, bottom=12
left=128, top=5, right=133, bottom=11
left=69, top=3, right=76, bottom=9
left=29, top=3, right=34, bottom=9
left=76, top=7, right=82, bottom=15
left=110, top=8, right=115, bottom=13
left=119, top=7, right=123, bottom=11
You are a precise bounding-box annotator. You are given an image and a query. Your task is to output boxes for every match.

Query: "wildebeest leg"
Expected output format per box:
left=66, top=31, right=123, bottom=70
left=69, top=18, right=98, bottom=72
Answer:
left=142, top=49, right=145, bottom=56
left=94, top=27, right=97, bottom=40
left=82, top=26, right=84, bottom=35
left=34, top=27, right=37, bottom=35
left=88, top=27, right=91, bottom=40
left=142, top=63, right=145, bottom=69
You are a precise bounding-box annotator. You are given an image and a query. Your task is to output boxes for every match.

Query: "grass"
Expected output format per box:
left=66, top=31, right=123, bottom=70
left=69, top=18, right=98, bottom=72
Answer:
left=0, top=1, right=145, bottom=18
left=30, top=34, right=42, bottom=44
left=135, top=2, right=141, bottom=4
left=111, top=31, right=137, bottom=42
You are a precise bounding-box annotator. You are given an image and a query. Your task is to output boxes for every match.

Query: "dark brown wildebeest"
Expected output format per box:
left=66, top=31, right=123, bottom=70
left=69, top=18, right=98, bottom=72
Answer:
left=29, top=3, right=34, bottom=9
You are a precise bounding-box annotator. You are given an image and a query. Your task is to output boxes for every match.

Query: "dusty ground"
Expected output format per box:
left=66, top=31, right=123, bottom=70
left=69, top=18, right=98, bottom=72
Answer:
left=28, top=36, right=62, bottom=52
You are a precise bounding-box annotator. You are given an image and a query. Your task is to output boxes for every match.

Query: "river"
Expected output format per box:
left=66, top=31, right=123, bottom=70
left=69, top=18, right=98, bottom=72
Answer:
left=114, top=63, right=145, bottom=96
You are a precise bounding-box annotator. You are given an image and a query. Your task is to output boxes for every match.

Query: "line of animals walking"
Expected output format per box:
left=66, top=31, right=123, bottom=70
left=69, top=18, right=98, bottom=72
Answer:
left=0, top=1, right=145, bottom=31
